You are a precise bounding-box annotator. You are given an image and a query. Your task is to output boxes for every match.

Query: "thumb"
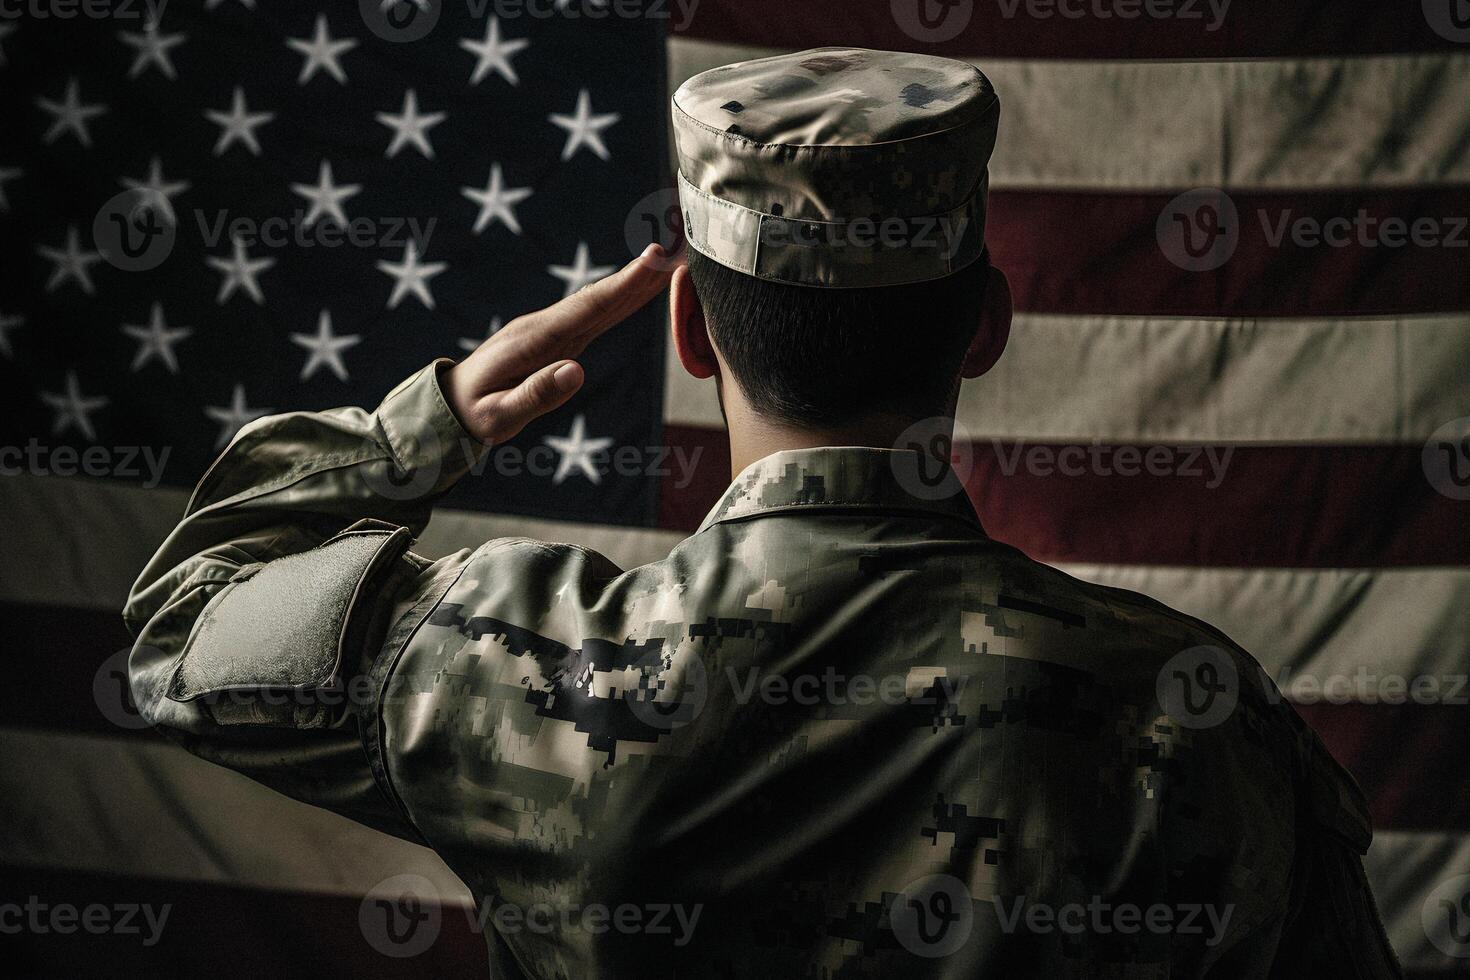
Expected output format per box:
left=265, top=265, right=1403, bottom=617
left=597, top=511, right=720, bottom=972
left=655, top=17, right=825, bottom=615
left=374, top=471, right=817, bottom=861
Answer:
left=480, top=360, right=584, bottom=443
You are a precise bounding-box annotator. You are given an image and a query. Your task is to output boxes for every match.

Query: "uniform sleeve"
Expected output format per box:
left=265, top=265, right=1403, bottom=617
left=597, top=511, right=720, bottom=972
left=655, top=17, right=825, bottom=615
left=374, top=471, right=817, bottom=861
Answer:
left=122, top=360, right=481, bottom=842
left=1268, top=729, right=1405, bottom=979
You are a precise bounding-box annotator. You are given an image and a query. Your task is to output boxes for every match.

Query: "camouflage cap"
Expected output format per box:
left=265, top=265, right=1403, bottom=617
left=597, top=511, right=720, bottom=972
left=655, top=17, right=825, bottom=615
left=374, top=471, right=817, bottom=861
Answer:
left=672, top=47, right=999, bottom=289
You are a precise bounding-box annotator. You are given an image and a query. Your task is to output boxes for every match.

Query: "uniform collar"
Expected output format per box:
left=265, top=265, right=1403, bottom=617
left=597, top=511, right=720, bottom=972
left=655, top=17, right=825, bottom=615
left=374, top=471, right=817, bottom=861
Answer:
left=697, top=447, right=985, bottom=535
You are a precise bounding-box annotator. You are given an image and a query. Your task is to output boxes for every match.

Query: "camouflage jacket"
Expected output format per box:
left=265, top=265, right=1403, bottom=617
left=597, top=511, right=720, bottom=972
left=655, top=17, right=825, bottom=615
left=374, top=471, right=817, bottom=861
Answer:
left=124, top=362, right=1402, bottom=979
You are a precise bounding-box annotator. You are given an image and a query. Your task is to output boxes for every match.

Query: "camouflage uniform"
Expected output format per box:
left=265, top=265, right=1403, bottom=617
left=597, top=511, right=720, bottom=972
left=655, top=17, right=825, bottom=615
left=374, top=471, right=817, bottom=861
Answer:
left=124, top=363, right=1401, bottom=978
left=124, top=46, right=1401, bottom=980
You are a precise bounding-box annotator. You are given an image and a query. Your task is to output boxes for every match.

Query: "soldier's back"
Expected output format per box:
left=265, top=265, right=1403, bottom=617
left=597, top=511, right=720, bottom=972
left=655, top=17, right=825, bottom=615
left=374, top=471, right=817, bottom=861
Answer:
left=378, top=448, right=1378, bottom=979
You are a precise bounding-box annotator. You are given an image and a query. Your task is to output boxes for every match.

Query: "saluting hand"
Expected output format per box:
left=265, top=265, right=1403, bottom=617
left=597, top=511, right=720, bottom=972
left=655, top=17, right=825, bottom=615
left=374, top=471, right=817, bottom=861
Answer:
left=441, top=243, right=674, bottom=445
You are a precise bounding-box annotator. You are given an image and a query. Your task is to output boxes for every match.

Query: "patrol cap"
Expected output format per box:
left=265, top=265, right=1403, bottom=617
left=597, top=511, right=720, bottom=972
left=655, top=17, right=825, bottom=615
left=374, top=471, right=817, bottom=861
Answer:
left=672, top=47, right=999, bottom=289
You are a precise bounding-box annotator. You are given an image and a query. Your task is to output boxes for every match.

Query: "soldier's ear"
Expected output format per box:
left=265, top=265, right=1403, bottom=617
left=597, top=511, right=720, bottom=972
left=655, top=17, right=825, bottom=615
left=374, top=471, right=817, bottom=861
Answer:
left=961, top=263, right=1012, bottom=380
left=671, top=262, right=719, bottom=380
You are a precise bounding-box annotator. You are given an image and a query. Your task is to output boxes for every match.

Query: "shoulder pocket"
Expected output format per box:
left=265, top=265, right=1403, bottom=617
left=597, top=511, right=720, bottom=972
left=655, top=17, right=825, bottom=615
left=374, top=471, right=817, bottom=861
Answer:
left=167, top=522, right=413, bottom=711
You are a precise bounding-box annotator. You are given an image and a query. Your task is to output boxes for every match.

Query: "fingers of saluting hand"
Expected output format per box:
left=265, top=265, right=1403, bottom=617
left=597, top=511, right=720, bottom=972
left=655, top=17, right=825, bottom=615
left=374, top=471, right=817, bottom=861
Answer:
left=493, top=243, right=674, bottom=362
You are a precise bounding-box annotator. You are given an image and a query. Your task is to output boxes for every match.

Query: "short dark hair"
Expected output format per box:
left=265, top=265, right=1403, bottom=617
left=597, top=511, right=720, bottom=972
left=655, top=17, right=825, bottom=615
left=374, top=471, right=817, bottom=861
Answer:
left=686, top=249, right=986, bottom=428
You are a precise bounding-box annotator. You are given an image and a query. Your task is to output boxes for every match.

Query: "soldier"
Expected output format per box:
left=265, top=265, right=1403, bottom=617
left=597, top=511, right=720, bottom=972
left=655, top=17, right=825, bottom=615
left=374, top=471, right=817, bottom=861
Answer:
left=125, top=48, right=1401, bottom=978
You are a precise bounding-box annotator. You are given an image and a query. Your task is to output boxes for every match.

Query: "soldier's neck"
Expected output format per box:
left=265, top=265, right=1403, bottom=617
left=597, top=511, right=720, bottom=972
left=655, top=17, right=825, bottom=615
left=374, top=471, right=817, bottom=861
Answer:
left=723, top=402, right=920, bottom=479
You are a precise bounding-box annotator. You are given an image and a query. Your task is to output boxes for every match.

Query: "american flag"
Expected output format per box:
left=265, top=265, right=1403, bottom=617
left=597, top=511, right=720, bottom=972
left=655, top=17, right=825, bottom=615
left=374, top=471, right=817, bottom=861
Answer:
left=1, top=1, right=1468, bottom=976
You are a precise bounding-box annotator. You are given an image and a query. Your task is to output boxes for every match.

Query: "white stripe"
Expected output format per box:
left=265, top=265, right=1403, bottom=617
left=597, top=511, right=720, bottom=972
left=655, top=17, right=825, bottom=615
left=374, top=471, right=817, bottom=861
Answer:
left=1366, top=830, right=1470, bottom=971
left=668, top=38, right=1470, bottom=190
left=1057, top=564, right=1470, bottom=702
left=664, top=311, right=1470, bottom=442
left=0, top=727, right=473, bottom=904
left=0, top=474, right=683, bottom=612
left=0, top=724, right=1454, bottom=964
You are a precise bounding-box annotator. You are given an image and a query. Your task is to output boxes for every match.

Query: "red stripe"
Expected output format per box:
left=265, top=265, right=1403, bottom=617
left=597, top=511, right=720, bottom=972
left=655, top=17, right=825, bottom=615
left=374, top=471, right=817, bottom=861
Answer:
left=660, top=427, right=1469, bottom=568
left=674, top=0, right=1464, bottom=59
left=1297, top=702, right=1470, bottom=833
left=989, top=188, right=1470, bottom=317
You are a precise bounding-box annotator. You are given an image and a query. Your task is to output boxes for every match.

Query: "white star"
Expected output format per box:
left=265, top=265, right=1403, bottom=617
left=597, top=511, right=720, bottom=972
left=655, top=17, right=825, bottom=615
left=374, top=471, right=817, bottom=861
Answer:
left=37, top=226, right=102, bottom=294
left=543, top=414, right=613, bottom=484
left=458, top=317, right=503, bottom=353
left=36, top=78, right=107, bottom=147
left=0, top=312, right=22, bottom=358
left=118, top=23, right=186, bottom=80
left=205, top=384, right=271, bottom=450
left=461, top=164, right=532, bottom=235
left=290, top=310, right=361, bottom=382
left=377, top=89, right=445, bottom=159
left=206, top=87, right=273, bottom=156
left=0, top=166, right=21, bottom=211
left=290, top=160, right=360, bottom=226
left=286, top=14, right=356, bottom=85
left=377, top=239, right=446, bottom=309
left=41, top=371, right=109, bottom=441
left=206, top=236, right=275, bottom=305
left=120, top=156, right=190, bottom=223
left=0, top=23, right=14, bottom=67
left=122, top=302, right=192, bottom=373
left=548, top=242, right=614, bottom=298
left=460, top=18, right=528, bottom=85
left=549, top=89, right=619, bottom=162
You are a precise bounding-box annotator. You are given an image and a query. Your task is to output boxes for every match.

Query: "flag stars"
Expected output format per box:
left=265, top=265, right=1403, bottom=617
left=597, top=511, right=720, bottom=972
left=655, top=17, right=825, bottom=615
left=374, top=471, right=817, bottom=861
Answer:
left=290, top=310, right=361, bottom=382
left=462, top=164, right=532, bottom=235
left=377, top=89, right=445, bottom=159
left=119, top=23, right=187, bottom=80
left=37, top=226, right=102, bottom=294
left=377, top=239, right=447, bottom=309
left=122, top=302, right=192, bottom=373
left=543, top=414, right=613, bottom=484
left=41, top=371, right=109, bottom=441
left=290, top=160, right=360, bottom=226
left=548, top=242, right=614, bottom=297
left=287, top=15, right=357, bottom=86
left=120, top=156, right=190, bottom=223
left=206, top=87, right=274, bottom=156
left=460, top=18, right=528, bottom=86
left=550, top=89, right=619, bottom=161
left=37, top=78, right=107, bottom=147
left=205, top=384, right=271, bottom=449
left=458, top=317, right=503, bottom=353
left=207, top=237, right=275, bottom=305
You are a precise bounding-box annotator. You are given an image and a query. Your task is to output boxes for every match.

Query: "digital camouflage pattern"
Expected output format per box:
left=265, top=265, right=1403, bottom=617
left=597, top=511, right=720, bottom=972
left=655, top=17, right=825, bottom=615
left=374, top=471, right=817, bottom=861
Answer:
left=673, top=47, right=996, bottom=288
left=125, top=363, right=1402, bottom=979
